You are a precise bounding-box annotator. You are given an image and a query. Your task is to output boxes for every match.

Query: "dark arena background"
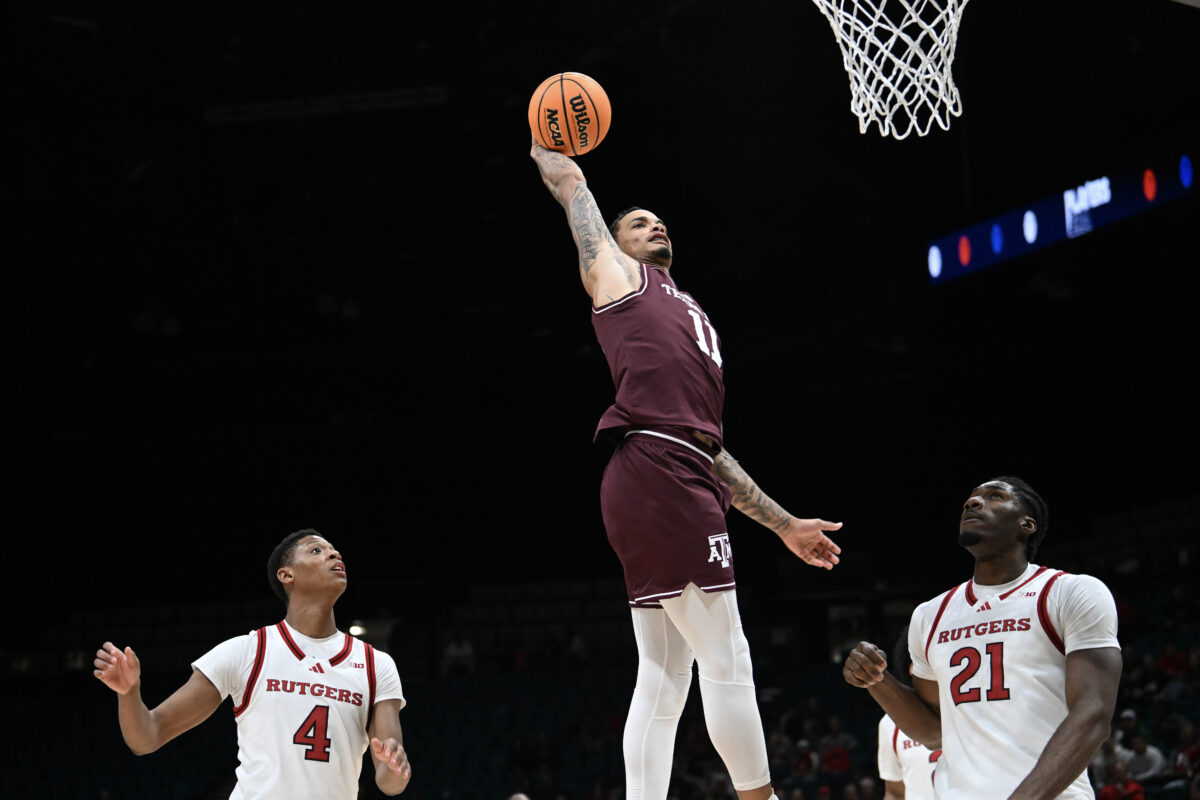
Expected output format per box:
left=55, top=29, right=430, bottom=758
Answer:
left=9, top=1, right=1200, bottom=799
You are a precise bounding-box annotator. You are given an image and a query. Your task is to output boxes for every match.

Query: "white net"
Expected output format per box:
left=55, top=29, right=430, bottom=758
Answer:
left=810, top=0, right=970, bottom=139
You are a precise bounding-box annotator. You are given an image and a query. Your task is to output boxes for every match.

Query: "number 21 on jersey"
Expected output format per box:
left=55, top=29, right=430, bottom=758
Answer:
left=949, top=642, right=1011, bottom=705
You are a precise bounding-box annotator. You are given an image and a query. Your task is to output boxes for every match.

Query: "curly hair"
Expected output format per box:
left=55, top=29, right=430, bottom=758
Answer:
left=990, top=476, right=1049, bottom=561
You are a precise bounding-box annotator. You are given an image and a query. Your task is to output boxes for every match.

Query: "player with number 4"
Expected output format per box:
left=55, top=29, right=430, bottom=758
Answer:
left=843, top=477, right=1122, bottom=800
left=530, top=123, right=843, bottom=800
left=95, top=529, right=411, bottom=798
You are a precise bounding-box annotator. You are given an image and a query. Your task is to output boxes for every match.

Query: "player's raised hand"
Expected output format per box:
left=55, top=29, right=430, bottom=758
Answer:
left=780, top=518, right=843, bottom=569
left=371, top=737, right=412, bottom=781
left=843, top=641, right=889, bottom=688
left=94, top=642, right=141, bottom=694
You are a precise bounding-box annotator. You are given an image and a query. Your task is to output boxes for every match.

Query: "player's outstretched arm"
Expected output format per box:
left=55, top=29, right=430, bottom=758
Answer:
left=369, top=699, right=412, bottom=795
left=94, top=641, right=223, bottom=755
left=529, top=137, right=639, bottom=304
left=1006, top=646, right=1122, bottom=800
left=843, top=642, right=943, bottom=749
left=712, top=448, right=843, bottom=569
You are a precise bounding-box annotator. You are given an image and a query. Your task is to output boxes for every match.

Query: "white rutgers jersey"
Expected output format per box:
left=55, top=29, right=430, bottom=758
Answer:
left=193, top=621, right=406, bottom=800
left=877, top=713, right=938, bottom=800
left=908, top=564, right=1119, bottom=800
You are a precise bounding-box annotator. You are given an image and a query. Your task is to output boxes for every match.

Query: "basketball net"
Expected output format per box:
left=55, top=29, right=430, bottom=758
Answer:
left=810, top=0, right=970, bottom=139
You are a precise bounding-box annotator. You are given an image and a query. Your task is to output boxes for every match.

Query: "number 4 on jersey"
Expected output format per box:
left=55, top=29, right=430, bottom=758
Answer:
left=294, top=705, right=333, bottom=762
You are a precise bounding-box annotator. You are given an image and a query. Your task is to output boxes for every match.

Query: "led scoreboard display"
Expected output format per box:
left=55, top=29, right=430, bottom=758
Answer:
left=926, top=154, right=1194, bottom=285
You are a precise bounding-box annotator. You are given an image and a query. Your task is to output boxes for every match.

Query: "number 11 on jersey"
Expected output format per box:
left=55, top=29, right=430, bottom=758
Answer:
left=688, top=310, right=722, bottom=368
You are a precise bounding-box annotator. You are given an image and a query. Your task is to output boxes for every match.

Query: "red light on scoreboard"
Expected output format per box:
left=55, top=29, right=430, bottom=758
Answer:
left=1143, top=169, right=1158, bottom=202
left=958, top=235, right=972, bottom=267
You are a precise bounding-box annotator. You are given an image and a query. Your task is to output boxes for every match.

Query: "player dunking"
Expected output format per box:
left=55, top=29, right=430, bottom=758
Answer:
left=94, top=529, right=411, bottom=799
left=844, top=477, right=1122, bottom=800
left=530, top=137, right=843, bottom=800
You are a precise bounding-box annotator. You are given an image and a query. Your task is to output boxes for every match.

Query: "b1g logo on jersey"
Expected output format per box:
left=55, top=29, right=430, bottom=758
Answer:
left=708, top=533, right=732, bottom=568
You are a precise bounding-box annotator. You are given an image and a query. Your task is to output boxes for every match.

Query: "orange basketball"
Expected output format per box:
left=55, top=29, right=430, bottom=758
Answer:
left=528, top=72, right=611, bottom=156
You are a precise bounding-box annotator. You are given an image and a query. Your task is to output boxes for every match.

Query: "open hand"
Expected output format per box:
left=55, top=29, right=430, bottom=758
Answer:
left=371, top=737, right=412, bottom=780
left=94, top=642, right=141, bottom=695
left=780, top=518, right=843, bottom=569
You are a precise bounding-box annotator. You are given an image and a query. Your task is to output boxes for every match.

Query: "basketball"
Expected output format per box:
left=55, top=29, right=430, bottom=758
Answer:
left=528, top=72, right=611, bottom=156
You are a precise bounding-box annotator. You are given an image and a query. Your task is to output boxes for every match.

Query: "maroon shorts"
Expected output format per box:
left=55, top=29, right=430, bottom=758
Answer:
left=600, top=430, right=736, bottom=607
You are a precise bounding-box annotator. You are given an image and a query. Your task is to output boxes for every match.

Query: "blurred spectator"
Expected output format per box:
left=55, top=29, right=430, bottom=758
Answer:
left=819, top=716, right=859, bottom=754
left=440, top=629, right=476, bottom=675
left=769, top=727, right=796, bottom=774
left=840, top=782, right=860, bottom=800
left=856, top=777, right=878, bottom=800
left=1170, top=721, right=1200, bottom=784
left=819, top=738, right=854, bottom=798
left=1098, top=761, right=1145, bottom=800
left=1116, top=709, right=1151, bottom=747
left=1160, top=641, right=1188, bottom=676
left=1163, top=664, right=1196, bottom=704
left=789, top=738, right=820, bottom=796
left=1090, top=729, right=1135, bottom=788
left=1127, top=734, right=1167, bottom=784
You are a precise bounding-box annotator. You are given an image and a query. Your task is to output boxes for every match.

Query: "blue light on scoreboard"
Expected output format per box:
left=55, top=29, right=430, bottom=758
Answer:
left=927, top=153, right=1195, bottom=285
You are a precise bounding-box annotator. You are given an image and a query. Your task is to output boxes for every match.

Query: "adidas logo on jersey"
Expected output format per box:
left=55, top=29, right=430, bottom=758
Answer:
left=976, top=601, right=992, bottom=613
left=310, top=663, right=325, bottom=674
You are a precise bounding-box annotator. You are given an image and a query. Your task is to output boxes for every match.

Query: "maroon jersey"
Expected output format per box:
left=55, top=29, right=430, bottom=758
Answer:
left=591, top=262, right=725, bottom=448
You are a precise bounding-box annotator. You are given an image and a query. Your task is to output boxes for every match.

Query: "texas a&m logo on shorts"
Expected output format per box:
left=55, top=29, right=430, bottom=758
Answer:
left=708, top=533, right=732, bottom=568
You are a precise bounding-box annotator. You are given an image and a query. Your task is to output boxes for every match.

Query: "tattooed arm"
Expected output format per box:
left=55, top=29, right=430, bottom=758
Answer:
left=712, top=448, right=844, bottom=569
left=530, top=137, right=640, bottom=304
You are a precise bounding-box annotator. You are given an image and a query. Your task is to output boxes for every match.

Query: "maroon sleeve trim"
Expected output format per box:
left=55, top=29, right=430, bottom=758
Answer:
left=1037, top=571, right=1068, bottom=654
left=329, top=633, right=354, bottom=666
left=233, top=627, right=267, bottom=718
left=892, top=723, right=900, bottom=755
left=964, top=581, right=978, bottom=606
left=276, top=620, right=306, bottom=660
left=365, top=643, right=378, bottom=729
left=924, top=584, right=961, bottom=661
left=999, top=565, right=1050, bottom=601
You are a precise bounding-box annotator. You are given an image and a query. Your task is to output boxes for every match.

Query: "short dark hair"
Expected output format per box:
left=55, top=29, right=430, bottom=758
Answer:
left=608, top=206, right=643, bottom=237
left=267, top=528, right=321, bottom=606
left=890, top=625, right=913, bottom=687
left=990, top=475, right=1049, bottom=561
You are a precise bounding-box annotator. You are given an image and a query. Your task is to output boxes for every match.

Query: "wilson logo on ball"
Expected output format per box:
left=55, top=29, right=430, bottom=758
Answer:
left=569, top=94, right=591, bottom=148
left=528, top=72, right=611, bottom=156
